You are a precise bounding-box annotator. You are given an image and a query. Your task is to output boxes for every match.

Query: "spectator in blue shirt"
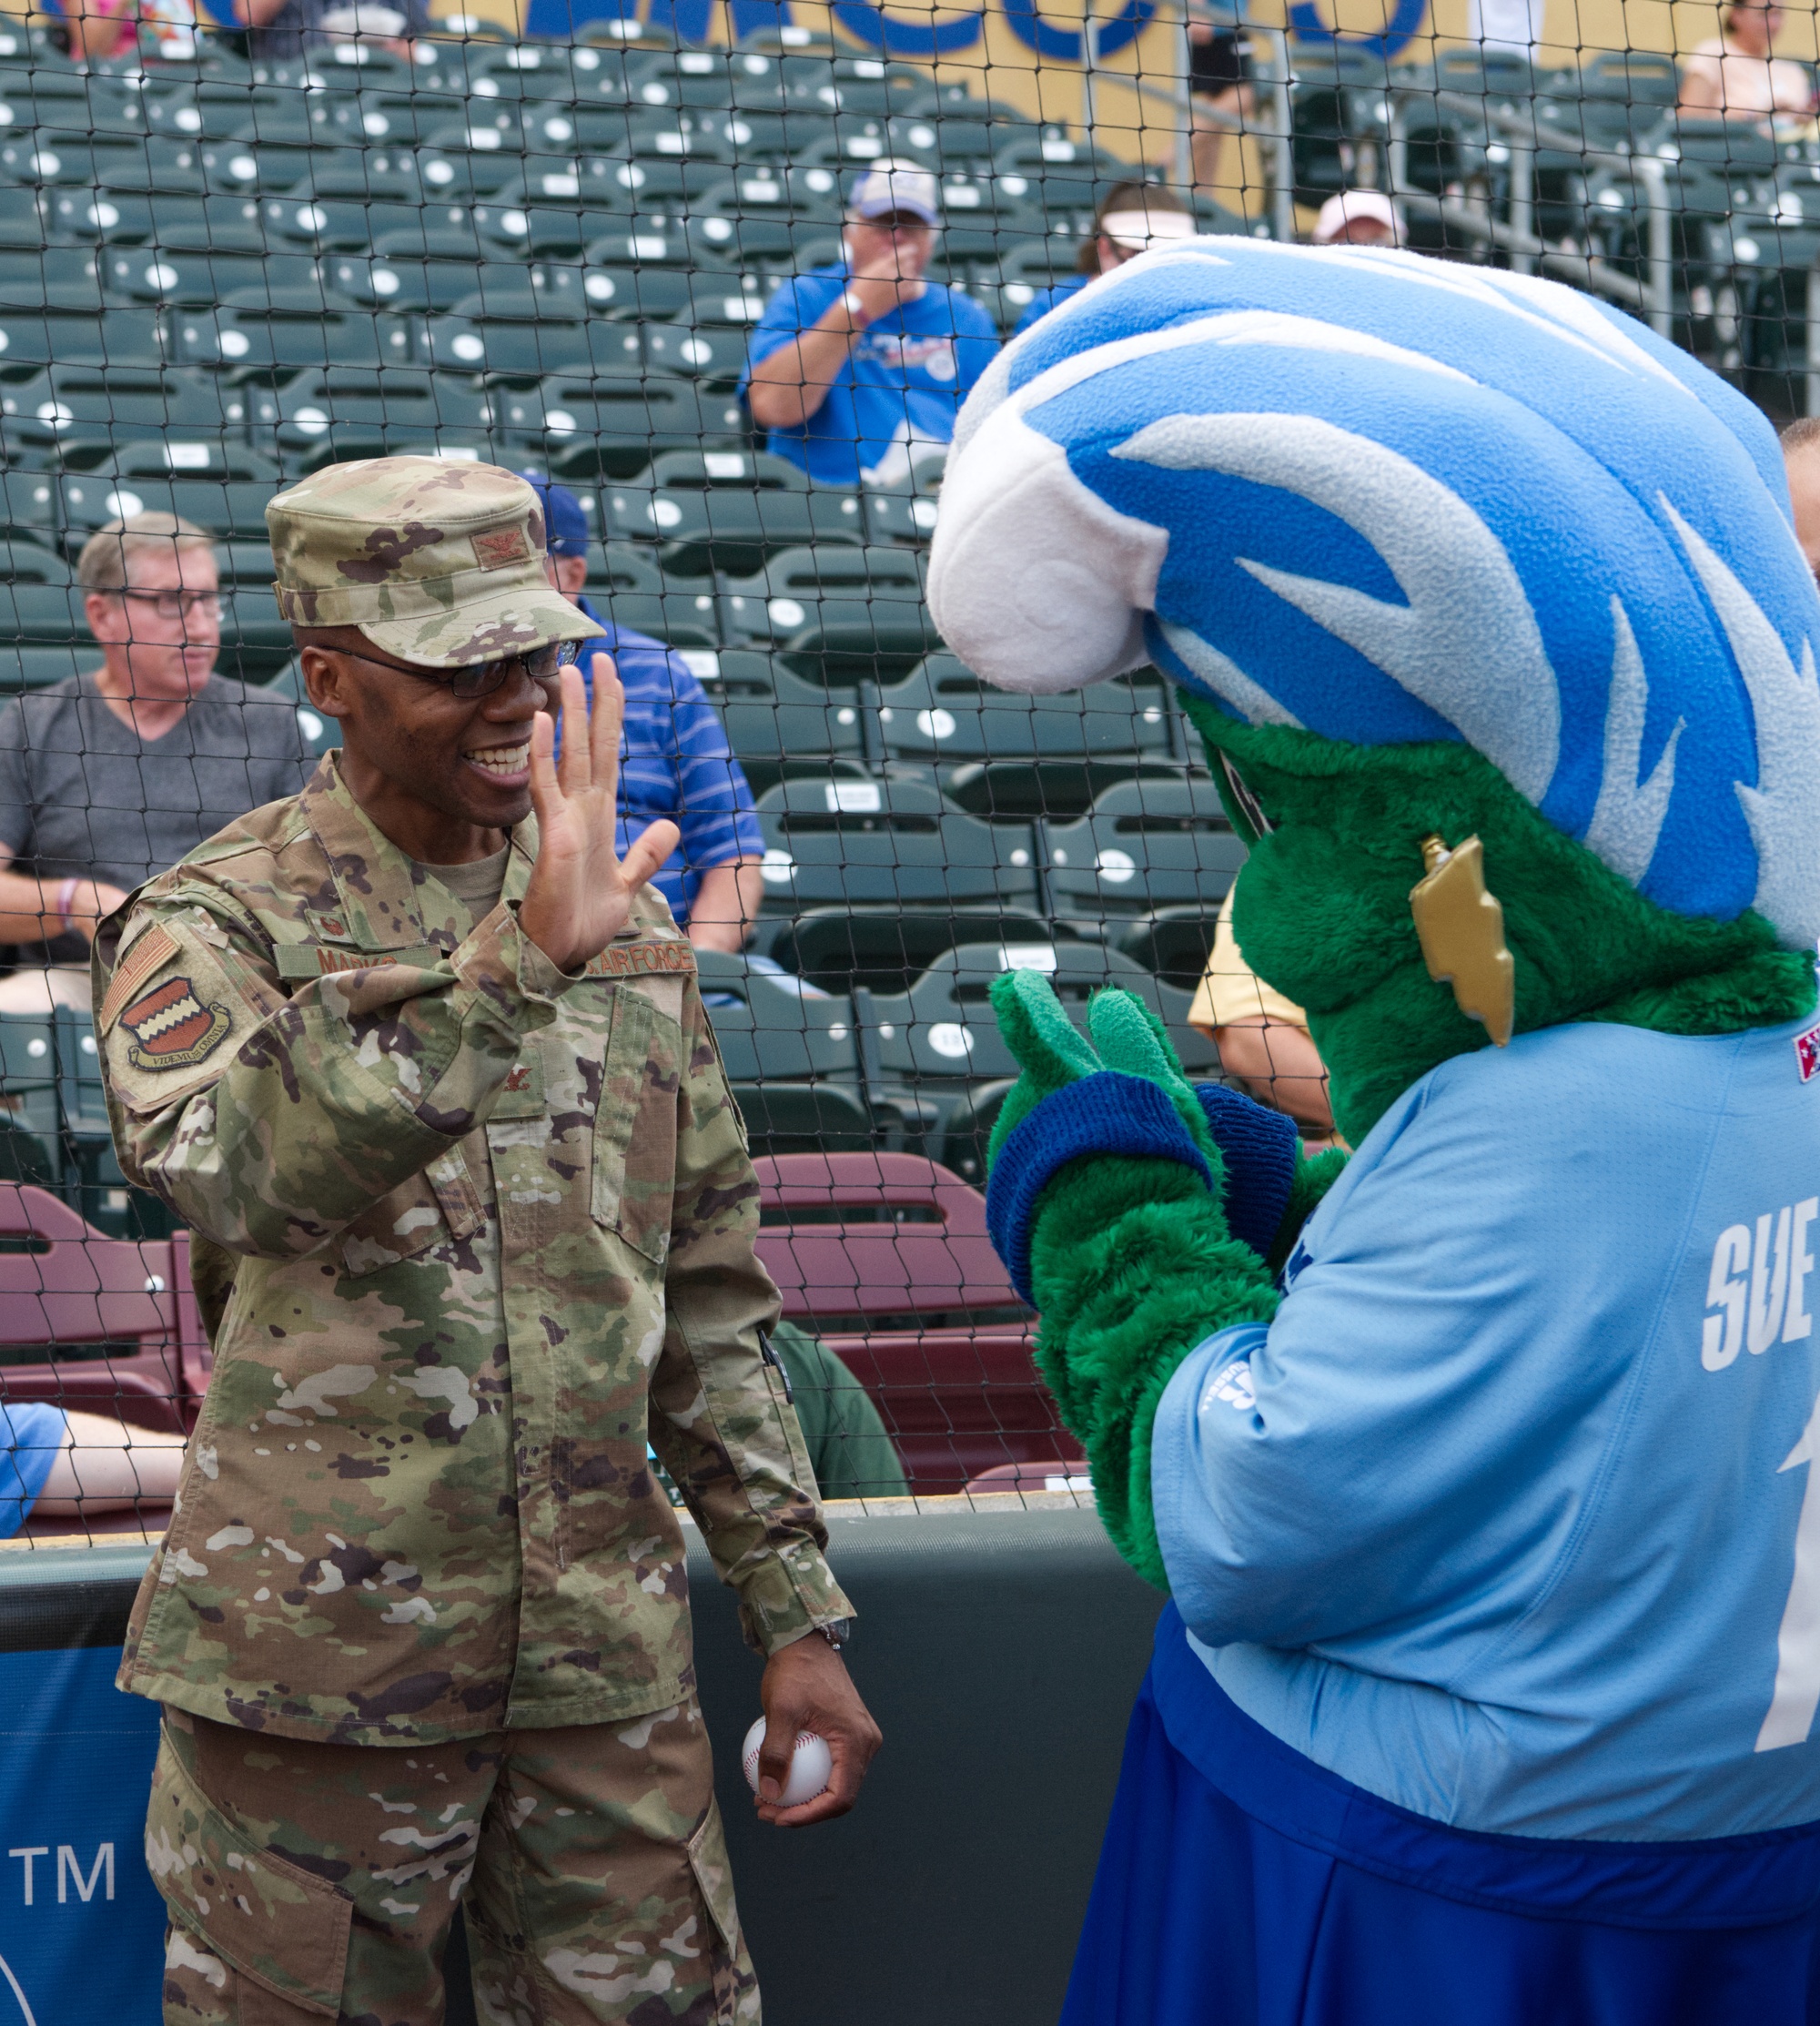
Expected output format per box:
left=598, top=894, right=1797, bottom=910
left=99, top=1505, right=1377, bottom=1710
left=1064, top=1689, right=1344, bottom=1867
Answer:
left=520, top=477, right=765, bottom=952
left=0, top=1402, right=185, bottom=1537
left=741, top=162, right=1000, bottom=489
left=1012, top=184, right=1199, bottom=338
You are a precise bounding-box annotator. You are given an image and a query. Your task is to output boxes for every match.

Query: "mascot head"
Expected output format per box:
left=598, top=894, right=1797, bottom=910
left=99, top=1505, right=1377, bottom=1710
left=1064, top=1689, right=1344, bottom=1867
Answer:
left=927, top=240, right=1820, bottom=1141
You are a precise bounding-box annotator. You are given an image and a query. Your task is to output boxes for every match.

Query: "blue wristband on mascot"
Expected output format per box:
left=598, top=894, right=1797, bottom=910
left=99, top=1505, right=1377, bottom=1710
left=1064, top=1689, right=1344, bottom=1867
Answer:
left=1193, top=1082, right=1301, bottom=1259
left=986, top=1073, right=1301, bottom=1305
left=987, top=1072, right=1215, bottom=1306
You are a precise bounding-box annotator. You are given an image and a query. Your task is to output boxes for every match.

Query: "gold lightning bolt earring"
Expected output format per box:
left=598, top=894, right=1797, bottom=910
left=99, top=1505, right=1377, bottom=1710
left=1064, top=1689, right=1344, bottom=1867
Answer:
left=1409, top=835, right=1515, bottom=1048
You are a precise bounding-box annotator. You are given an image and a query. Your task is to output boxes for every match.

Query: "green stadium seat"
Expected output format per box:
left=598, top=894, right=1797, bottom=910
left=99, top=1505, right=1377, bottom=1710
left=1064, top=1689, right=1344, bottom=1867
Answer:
left=698, top=644, right=867, bottom=771
left=604, top=472, right=864, bottom=575
left=722, top=542, right=924, bottom=640
left=769, top=904, right=1057, bottom=995
left=754, top=774, right=1040, bottom=915
left=1, top=365, right=246, bottom=467
left=248, top=366, right=495, bottom=469
left=0, top=306, right=161, bottom=375
left=264, top=192, right=450, bottom=252
left=588, top=584, right=721, bottom=647
left=137, top=91, right=209, bottom=139
left=696, top=166, right=844, bottom=223
left=0, top=561, right=86, bottom=652
left=640, top=321, right=750, bottom=384
left=199, top=138, right=345, bottom=195
left=875, top=654, right=1173, bottom=765
left=885, top=108, right=1008, bottom=169
left=0, top=248, right=102, bottom=298
left=577, top=261, right=749, bottom=322
left=0, top=643, right=86, bottom=694
left=100, top=246, right=318, bottom=307
left=57, top=443, right=286, bottom=547
left=682, top=208, right=807, bottom=267
left=728, top=1080, right=877, bottom=1156
left=173, top=290, right=414, bottom=374
left=468, top=162, right=645, bottom=252
left=55, top=187, right=268, bottom=249
left=0, top=187, right=48, bottom=248
left=693, top=948, right=861, bottom=1084
left=861, top=489, right=943, bottom=547
left=329, top=250, right=487, bottom=313
left=0, top=1012, right=60, bottom=1145
left=862, top=941, right=1218, bottom=1099
left=0, top=131, right=134, bottom=187
left=517, top=377, right=751, bottom=481
left=1115, top=906, right=1233, bottom=995
left=1040, top=775, right=1248, bottom=920
left=414, top=129, right=535, bottom=197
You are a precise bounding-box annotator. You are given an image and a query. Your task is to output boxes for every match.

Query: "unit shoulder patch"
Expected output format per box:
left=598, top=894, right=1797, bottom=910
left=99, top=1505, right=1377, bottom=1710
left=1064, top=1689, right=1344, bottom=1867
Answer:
left=119, top=975, right=234, bottom=1072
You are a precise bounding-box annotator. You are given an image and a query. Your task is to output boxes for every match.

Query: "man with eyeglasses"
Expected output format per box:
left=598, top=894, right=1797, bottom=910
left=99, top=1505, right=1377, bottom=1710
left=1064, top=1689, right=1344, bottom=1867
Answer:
left=92, top=457, right=875, bottom=2026
left=0, top=512, right=318, bottom=1014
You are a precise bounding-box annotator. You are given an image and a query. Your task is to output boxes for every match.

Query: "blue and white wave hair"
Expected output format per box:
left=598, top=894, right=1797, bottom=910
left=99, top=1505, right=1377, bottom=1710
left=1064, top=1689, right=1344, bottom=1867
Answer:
left=925, top=238, right=1820, bottom=947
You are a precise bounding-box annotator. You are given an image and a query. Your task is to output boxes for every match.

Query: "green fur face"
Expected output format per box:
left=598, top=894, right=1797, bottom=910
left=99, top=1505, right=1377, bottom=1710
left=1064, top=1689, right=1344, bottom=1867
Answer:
left=1179, top=694, right=1817, bottom=1148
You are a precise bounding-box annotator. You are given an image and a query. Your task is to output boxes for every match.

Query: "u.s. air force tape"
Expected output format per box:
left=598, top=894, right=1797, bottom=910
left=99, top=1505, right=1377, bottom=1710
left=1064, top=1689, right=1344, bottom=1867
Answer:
left=581, top=940, right=697, bottom=978
left=271, top=940, right=698, bottom=981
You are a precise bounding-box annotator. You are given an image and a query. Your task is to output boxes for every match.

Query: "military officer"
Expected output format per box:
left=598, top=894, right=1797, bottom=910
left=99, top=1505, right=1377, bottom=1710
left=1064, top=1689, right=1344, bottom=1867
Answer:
left=94, top=458, right=879, bottom=2026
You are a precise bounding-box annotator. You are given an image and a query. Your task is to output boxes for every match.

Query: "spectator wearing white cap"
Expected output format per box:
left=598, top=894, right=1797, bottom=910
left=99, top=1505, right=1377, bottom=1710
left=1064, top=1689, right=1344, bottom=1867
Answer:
left=1311, top=189, right=1402, bottom=247
left=1013, top=182, right=1198, bottom=338
left=741, top=161, right=1000, bottom=488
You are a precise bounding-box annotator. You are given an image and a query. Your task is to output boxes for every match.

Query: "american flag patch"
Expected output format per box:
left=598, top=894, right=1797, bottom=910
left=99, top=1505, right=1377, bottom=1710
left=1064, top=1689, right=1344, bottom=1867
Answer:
left=1797, top=1022, right=1820, bottom=1084
left=119, top=975, right=232, bottom=1073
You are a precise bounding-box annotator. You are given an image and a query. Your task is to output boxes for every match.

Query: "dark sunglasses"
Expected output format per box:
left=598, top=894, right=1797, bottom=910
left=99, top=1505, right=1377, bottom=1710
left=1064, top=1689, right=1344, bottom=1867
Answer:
left=345, top=638, right=584, bottom=701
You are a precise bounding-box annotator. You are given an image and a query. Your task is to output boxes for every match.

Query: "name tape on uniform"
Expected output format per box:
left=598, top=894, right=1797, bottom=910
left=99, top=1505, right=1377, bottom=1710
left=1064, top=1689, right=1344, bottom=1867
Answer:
left=271, top=940, right=697, bottom=981
left=275, top=945, right=447, bottom=979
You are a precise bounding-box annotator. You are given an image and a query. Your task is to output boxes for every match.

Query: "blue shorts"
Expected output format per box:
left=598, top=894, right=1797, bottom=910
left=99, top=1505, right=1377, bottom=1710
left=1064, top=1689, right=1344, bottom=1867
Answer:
left=1064, top=1606, right=1820, bottom=2026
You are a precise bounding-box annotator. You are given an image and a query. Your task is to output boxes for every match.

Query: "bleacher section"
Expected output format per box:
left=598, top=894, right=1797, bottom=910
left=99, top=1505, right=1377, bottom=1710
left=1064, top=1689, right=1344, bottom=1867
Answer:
left=0, top=12, right=1808, bottom=1336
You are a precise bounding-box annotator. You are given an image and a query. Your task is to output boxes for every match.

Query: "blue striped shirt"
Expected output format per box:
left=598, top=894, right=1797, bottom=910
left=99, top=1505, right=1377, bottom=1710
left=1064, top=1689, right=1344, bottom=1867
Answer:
left=575, top=602, right=763, bottom=927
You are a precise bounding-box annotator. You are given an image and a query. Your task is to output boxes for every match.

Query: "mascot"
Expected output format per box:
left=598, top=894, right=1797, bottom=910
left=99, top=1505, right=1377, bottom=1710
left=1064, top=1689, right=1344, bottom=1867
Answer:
left=925, top=240, right=1820, bottom=2021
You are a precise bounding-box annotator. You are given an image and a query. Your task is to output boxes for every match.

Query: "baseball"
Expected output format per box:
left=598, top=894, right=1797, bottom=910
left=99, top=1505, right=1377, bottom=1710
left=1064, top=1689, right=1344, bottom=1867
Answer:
left=742, top=1717, right=834, bottom=1808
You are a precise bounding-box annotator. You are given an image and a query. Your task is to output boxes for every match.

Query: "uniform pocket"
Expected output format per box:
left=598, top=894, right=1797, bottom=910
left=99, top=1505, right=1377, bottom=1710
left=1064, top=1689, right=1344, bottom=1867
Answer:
left=145, top=1718, right=352, bottom=2019
left=337, top=1148, right=480, bottom=1276
left=592, top=983, right=683, bottom=1265
left=685, top=1799, right=742, bottom=1956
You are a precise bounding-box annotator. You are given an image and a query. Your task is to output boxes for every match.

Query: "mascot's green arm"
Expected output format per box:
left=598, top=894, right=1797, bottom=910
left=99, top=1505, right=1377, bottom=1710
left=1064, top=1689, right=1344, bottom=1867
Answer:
left=985, top=970, right=1316, bottom=1587
left=1025, top=1153, right=1280, bottom=1588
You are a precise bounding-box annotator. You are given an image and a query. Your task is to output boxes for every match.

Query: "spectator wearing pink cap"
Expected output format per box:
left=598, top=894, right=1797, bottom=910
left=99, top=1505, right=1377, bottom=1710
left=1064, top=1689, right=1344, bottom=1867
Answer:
left=742, top=161, right=1000, bottom=488
left=1311, top=189, right=1402, bottom=247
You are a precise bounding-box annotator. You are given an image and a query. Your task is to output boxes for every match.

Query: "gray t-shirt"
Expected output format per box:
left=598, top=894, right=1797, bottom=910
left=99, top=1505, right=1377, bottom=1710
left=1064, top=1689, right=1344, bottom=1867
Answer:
left=419, top=846, right=509, bottom=935
left=0, top=671, right=318, bottom=962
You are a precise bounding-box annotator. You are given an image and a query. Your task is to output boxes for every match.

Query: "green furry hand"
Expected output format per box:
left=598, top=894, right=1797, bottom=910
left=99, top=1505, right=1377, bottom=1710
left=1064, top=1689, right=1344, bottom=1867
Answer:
left=986, top=971, right=1219, bottom=1170
left=983, top=971, right=1291, bottom=1588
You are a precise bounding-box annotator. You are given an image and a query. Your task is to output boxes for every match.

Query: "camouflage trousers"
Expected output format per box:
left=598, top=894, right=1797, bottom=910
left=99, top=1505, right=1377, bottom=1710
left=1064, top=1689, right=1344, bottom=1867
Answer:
left=147, top=1698, right=761, bottom=2026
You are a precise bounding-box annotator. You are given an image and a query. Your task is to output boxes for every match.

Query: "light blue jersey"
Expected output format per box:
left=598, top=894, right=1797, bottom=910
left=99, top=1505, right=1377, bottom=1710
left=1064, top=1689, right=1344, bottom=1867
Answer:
left=1152, top=1014, right=1820, bottom=1841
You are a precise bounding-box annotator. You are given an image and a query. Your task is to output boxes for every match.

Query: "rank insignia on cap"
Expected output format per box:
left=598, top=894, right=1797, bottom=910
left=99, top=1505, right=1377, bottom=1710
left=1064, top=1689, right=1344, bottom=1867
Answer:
left=120, top=976, right=232, bottom=1072
left=473, top=527, right=531, bottom=570
left=1796, top=1022, right=1820, bottom=1084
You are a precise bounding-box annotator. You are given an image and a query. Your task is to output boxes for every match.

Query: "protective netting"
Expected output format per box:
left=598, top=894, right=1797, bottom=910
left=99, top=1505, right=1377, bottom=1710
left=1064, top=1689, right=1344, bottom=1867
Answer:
left=0, top=0, right=1805, bottom=1542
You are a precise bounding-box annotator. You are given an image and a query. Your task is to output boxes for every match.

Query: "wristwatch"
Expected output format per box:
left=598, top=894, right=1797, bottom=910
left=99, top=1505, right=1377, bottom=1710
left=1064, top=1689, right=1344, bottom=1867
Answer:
left=817, top=1618, right=854, bottom=1651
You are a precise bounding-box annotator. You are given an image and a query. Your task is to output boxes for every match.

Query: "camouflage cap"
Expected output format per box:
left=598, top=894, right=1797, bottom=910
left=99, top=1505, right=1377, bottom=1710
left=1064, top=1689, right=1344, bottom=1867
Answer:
left=266, top=456, right=605, bottom=669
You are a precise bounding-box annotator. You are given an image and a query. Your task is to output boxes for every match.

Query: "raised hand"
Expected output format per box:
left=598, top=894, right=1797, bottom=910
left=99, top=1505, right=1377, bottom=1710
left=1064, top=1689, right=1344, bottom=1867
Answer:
left=519, top=655, right=680, bottom=974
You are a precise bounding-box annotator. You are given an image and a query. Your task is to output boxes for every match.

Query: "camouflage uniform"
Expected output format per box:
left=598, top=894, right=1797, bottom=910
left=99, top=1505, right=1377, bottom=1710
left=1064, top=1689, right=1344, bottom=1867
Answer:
left=96, top=459, right=851, bottom=2024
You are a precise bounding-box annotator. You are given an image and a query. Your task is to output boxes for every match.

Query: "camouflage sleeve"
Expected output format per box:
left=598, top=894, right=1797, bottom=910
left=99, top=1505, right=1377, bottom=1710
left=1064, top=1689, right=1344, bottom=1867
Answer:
left=647, top=978, right=854, bottom=1656
left=96, top=888, right=575, bottom=1260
